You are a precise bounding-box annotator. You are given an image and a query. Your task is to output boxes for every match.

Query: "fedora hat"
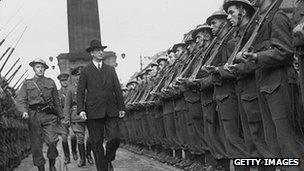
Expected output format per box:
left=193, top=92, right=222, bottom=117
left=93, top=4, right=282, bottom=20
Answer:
left=29, top=58, right=49, bottom=69
left=86, top=40, right=107, bottom=53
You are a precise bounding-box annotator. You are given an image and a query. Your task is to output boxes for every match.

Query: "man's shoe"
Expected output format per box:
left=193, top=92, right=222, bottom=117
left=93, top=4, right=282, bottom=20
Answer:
left=86, top=154, right=94, bottom=164
left=37, top=165, right=45, bottom=171
left=64, top=156, right=70, bottom=165
left=108, top=162, right=114, bottom=171
left=72, top=152, right=78, bottom=161
left=49, top=159, right=56, bottom=171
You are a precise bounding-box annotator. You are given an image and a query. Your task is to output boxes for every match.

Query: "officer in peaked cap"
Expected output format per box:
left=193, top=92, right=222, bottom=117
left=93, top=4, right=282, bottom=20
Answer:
left=64, top=65, right=94, bottom=167
left=57, top=73, right=73, bottom=164
left=16, top=58, right=63, bottom=171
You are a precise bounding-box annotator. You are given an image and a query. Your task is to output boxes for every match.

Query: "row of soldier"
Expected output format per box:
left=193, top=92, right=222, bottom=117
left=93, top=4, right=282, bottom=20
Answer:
left=120, top=0, right=304, bottom=170
left=0, top=78, right=31, bottom=171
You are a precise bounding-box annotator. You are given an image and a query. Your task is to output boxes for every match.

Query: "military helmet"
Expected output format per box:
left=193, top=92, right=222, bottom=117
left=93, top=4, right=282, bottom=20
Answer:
left=183, top=30, right=195, bottom=45
left=191, top=23, right=212, bottom=39
left=126, top=81, right=139, bottom=87
left=57, top=73, right=69, bottom=81
left=29, top=58, right=49, bottom=69
left=172, top=42, right=187, bottom=53
left=206, top=10, right=228, bottom=25
left=150, top=62, right=159, bottom=67
left=223, top=0, right=255, bottom=16
left=156, top=56, right=168, bottom=64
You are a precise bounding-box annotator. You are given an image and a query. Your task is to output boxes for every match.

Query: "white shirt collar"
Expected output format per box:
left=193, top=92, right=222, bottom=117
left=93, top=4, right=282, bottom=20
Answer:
left=92, top=60, right=103, bottom=69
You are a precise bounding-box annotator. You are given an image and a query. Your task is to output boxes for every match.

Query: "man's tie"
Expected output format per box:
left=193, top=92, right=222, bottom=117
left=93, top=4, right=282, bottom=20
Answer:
left=98, top=63, right=101, bottom=70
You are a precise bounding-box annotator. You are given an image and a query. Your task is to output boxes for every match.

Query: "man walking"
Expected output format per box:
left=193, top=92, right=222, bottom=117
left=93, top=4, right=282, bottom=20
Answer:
left=77, top=40, right=126, bottom=171
left=16, top=59, right=63, bottom=171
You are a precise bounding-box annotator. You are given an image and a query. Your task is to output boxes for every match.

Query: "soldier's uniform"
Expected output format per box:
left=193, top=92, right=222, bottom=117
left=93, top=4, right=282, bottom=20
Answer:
left=16, top=59, right=62, bottom=170
left=64, top=66, right=93, bottom=167
left=56, top=73, right=73, bottom=164
left=250, top=1, right=304, bottom=159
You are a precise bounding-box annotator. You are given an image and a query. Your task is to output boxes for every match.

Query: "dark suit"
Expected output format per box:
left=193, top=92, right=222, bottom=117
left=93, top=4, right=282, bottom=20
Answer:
left=77, top=61, right=125, bottom=171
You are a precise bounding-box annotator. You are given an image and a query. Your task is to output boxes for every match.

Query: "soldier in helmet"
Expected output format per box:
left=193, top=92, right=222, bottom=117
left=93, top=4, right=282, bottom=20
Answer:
left=64, top=66, right=94, bottom=167
left=16, top=58, right=63, bottom=171
left=231, top=0, right=304, bottom=164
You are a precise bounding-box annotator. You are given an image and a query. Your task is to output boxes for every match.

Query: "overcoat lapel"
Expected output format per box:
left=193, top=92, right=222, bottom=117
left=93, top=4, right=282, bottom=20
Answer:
left=88, top=62, right=103, bottom=87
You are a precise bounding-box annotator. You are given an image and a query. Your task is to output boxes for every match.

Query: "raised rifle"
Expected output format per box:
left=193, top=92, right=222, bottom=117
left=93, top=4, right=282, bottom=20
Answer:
left=226, top=8, right=261, bottom=65
left=12, top=70, right=28, bottom=89
left=203, top=27, right=236, bottom=67
left=4, top=58, right=20, bottom=78
left=0, top=26, right=27, bottom=74
left=235, top=0, right=283, bottom=58
left=7, top=65, right=21, bottom=84
left=188, top=36, right=219, bottom=79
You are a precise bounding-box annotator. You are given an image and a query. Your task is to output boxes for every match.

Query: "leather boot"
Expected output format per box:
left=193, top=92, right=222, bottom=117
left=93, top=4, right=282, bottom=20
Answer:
left=37, top=165, right=45, bottom=171
left=71, top=136, right=78, bottom=161
left=62, top=142, right=71, bottom=164
left=86, top=140, right=94, bottom=164
left=49, top=159, right=56, bottom=171
left=77, top=143, right=86, bottom=167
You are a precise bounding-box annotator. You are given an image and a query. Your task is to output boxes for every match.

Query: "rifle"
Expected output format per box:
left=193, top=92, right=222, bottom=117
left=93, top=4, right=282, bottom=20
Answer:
left=4, top=58, right=20, bottom=78
left=0, top=26, right=27, bottom=74
left=178, top=45, right=205, bottom=79
left=226, top=8, right=261, bottom=65
left=7, top=65, right=21, bottom=84
left=0, top=47, right=11, bottom=61
left=0, top=18, right=23, bottom=47
left=204, top=27, right=235, bottom=67
left=189, top=36, right=219, bottom=79
left=12, top=70, right=28, bottom=89
left=236, top=0, right=283, bottom=57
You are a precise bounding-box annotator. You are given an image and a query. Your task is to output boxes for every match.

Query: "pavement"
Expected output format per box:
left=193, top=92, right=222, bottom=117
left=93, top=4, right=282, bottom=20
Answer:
left=14, top=143, right=182, bottom=171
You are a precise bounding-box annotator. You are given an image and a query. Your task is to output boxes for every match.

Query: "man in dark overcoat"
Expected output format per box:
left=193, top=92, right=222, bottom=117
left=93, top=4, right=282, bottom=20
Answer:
left=77, top=40, right=126, bottom=171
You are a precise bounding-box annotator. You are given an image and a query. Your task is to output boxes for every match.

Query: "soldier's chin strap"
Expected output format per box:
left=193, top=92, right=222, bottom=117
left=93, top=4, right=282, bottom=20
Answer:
left=237, top=7, right=245, bottom=27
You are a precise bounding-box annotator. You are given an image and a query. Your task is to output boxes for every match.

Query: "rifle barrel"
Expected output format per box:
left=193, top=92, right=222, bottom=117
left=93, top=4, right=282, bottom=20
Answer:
left=4, top=58, right=20, bottom=78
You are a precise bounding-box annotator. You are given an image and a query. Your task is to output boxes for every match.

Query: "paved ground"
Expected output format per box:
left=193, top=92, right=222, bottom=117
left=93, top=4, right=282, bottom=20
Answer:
left=14, top=143, right=182, bottom=171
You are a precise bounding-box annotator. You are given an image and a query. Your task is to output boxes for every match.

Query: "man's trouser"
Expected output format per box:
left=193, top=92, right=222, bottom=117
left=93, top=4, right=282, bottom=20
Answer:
left=87, top=116, right=121, bottom=171
left=28, top=109, right=59, bottom=166
left=70, top=122, right=88, bottom=144
left=258, top=80, right=304, bottom=159
left=173, top=97, right=190, bottom=150
left=184, top=90, right=208, bottom=155
left=236, top=76, right=275, bottom=158
left=201, top=89, right=227, bottom=159
left=162, top=100, right=180, bottom=150
left=214, top=83, right=250, bottom=158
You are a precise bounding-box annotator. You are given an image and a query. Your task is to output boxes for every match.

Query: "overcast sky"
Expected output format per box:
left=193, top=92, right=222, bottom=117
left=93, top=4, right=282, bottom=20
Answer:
left=0, top=0, right=223, bottom=88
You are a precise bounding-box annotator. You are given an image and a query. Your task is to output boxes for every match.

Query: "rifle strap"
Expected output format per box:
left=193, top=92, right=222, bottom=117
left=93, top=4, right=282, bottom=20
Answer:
left=31, top=80, right=48, bottom=103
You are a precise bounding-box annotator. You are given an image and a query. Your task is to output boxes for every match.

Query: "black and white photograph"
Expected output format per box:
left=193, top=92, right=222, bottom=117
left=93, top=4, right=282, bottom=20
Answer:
left=0, top=0, right=304, bottom=171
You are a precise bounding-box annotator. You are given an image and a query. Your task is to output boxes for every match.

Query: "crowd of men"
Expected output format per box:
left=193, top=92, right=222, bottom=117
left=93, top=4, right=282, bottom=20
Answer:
left=0, top=78, right=31, bottom=171
left=119, top=0, right=304, bottom=170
